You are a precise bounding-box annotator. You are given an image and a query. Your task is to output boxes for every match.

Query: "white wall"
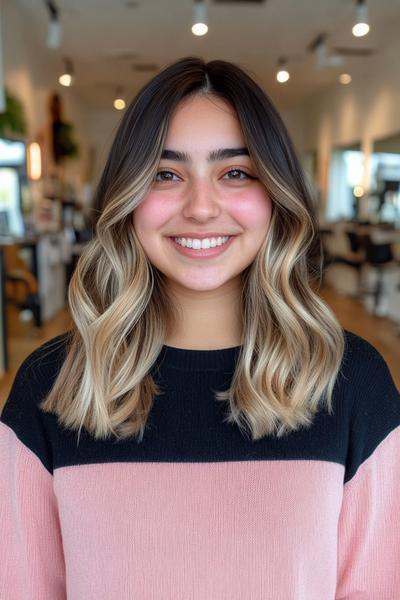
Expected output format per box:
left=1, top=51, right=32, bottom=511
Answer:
left=86, top=109, right=122, bottom=187
left=281, top=109, right=305, bottom=156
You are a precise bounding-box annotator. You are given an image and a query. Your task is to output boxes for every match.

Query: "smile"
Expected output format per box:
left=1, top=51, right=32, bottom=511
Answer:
left=167, top=235, right=236, bottom=258
left=174, top=236, right=230, bottom=249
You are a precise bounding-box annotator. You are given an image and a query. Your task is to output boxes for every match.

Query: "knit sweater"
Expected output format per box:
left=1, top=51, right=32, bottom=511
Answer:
left=0, top=329, right=399, bottom=600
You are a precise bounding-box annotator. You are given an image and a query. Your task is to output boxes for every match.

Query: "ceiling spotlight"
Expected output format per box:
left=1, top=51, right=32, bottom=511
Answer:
left=276, top=58, right=290, bottom=83
left=352, top=0, right=370, bottom=37
left=58, top=58, right=74, bottom=87
left=192, top=0, right=208, bottom=36
left=309, top=33, right=343, bottom=69
left=45, top=1, right=62, bottom=49
left=339, top=73, right=352, bottom=84
left=47, top=18, right=62, bottom=49
left=113, top=87, right=126, bottom=110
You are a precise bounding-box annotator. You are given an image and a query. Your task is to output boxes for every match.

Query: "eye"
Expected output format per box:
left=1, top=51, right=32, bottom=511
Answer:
left=154, top=170, right=180, bottom=182
left=222, top=169, right=256, bottom=180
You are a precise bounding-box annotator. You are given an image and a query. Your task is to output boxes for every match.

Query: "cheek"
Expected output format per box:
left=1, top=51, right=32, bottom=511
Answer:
left=132, top=193, right=172, bottom=234
left=230, top=189, right=272, bottom=232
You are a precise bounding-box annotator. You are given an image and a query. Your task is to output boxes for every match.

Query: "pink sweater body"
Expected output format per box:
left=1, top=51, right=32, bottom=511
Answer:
left=1, top=331, right=399, bottom=599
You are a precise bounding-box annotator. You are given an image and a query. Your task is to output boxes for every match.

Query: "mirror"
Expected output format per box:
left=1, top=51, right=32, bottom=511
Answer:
left=326, top=142, right=363, bottom=222
left=0, top=138, right=27, bottom=236
left=369, top=132, right=400, bottom=225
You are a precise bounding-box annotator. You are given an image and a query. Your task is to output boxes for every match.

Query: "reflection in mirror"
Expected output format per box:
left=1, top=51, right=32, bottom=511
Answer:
left=301, top=149, right=318, bottom=187
left=326, top=142, right=363, bottom=222
left=0, top=138, right=27, bottom=236
left=370, top=132, right=400, bottom=225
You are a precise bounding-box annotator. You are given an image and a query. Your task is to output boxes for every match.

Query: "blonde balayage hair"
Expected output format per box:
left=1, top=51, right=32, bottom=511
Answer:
left=40, top=56, right=345, bottom=445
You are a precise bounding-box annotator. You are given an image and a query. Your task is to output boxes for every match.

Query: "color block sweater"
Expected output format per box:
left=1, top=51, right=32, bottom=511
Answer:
left=1, top=329, right=399, bottom=600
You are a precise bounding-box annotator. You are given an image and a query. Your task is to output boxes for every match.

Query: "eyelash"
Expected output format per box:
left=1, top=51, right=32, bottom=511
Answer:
left=154, top=168, right=256, bottom=182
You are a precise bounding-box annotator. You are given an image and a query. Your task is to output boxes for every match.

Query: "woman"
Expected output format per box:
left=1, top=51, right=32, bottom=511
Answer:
left=1, top=57, right=399, bottom=599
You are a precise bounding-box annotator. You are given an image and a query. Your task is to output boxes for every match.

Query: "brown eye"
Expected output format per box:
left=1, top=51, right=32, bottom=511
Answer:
left=154, top=170, right=180, bottom=182
left=223, top=169, right=255, bottom=180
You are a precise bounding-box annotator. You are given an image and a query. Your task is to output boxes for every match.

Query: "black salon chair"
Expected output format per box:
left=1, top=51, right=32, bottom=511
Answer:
left=360, top=234, right=396, bottom=315
left=343, top=230, right=365, bottom=297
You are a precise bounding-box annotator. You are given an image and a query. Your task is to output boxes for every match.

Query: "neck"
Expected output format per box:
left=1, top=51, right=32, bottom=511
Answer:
left=164, top=276, right=243, bottom=350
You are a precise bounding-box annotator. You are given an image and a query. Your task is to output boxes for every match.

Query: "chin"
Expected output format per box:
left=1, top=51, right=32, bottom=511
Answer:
left=173, top=276, right=236, bottom=292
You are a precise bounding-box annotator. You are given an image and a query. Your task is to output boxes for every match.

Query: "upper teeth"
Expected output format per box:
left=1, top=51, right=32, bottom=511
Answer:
left=174, top=236, right=230, bottom=249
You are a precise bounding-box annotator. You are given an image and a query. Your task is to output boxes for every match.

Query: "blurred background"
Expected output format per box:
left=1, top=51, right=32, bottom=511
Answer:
left=0, top=0, right=399, bottom=408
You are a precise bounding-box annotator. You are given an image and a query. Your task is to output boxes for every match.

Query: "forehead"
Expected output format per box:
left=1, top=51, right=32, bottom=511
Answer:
left=163, top=94, right=245, bottom=146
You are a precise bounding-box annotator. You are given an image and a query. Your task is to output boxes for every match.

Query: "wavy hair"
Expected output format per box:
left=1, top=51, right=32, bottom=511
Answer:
left=39, top=56, right=345, bottom=445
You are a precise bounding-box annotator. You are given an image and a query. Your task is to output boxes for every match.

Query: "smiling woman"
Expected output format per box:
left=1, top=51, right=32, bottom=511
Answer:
left=1, top=57, right=399, bottom=599
left=52, top=56, right=346, bottom=444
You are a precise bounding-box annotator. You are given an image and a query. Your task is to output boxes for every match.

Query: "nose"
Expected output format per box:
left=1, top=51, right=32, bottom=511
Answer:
left=182, top=179, right=221, bottom=221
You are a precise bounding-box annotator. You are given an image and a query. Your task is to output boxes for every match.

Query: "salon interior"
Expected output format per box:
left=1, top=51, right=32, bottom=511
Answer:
left=0, top=0, right=399, bottom=408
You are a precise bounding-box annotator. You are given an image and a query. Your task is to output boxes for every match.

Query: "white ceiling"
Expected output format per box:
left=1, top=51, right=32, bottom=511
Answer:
left=15, top=0, right=400, bottom=112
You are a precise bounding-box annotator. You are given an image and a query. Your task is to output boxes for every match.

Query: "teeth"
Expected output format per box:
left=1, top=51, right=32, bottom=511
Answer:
left=174, top=236, right=230, bottom=249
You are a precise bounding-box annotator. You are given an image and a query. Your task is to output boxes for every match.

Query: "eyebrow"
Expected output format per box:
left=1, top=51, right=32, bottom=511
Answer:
left=160, top=147, right=250, bottom=163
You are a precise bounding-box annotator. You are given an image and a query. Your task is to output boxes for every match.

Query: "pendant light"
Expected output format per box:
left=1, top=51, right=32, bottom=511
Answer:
left=58, top=58, right=74, bottom=87
left=45, top=1, right=62, bottom=49
left=352, top=0, right=370, bottom=37
left=192, top=0, right=208, bottom=36
left=276, top=58, right=290, bottom=83
left=113, top=87, right=126, bottom=110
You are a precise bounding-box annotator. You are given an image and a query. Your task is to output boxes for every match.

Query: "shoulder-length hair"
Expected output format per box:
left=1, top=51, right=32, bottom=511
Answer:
left=40, top=56, right=345, bottom=445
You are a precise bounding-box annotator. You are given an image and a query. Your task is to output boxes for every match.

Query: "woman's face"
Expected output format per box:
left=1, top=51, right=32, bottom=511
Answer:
left=132, top=93, right=273, bottom=294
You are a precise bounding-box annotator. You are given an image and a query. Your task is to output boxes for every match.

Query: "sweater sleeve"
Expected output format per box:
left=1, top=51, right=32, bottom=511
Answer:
left=0, top=340, right=67, bottom=600
left=335, top=337, right=400, bottom=599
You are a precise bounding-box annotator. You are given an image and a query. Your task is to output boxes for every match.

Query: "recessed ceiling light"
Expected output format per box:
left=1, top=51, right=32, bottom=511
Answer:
left=339, top=73, right=352, bottom=84
left=277, top=70, right=290, bottom=83
left=114, top=98, right=126, bottom=110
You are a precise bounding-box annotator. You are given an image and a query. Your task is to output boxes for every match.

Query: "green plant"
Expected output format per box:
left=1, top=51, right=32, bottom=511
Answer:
left=0, top=90, right=27, bottom=136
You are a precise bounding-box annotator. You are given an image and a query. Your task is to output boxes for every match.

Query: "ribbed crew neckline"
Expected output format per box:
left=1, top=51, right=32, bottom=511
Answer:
left=156, top=344, right=243, bottom=371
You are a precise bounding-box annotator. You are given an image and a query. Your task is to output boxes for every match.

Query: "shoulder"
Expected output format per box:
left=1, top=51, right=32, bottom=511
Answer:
left=342, top=327, right=391, bottom=362
left=5, top=332, right=70, bottom=402
left=0, top=332, right=71, bottom=474
left=341, top=328, right=399, bottom=399
left=0, top=332, right=71, bottom=475
left=340, top=329, right=400, bottom=482
left=0, top=331, right=71, bottom=430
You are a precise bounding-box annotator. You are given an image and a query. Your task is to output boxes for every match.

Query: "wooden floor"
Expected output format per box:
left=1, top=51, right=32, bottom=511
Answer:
left=0, top=285, right=399, bottom=411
